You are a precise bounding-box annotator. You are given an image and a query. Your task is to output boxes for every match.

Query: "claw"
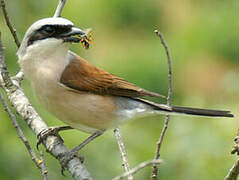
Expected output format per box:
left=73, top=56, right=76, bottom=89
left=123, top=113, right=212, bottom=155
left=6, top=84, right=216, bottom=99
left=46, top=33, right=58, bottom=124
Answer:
left=60, top=152, right=84, bottom=175
left=59, top=131, right=103, bottom=175
left=36, top=126, right=73, bottom=150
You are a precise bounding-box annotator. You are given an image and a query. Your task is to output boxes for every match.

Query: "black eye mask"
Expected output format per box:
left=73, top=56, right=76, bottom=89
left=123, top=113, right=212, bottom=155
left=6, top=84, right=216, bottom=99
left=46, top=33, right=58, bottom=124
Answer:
left=27, top=24, right=73, bottom=46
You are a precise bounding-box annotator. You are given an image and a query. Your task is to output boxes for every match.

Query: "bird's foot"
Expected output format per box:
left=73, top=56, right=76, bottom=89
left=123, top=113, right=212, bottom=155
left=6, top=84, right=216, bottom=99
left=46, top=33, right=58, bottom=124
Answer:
left=60, top=131, right=103, bottom=174
left=231, top=129, right=239, bottom=155
left=37, top=126, right=73, bottom=150
left=60, top=151, right=85, bottom=175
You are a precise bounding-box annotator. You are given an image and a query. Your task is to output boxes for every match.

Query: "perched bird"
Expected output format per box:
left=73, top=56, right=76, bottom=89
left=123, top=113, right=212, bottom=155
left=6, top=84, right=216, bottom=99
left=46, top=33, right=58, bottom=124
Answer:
left=17, top=17, right=233, bottom=143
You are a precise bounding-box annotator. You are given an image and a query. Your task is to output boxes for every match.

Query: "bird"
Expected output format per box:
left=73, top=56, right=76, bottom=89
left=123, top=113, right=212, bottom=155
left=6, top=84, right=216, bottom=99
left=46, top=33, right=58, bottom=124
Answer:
left=17, top=17, right=233, bottom=151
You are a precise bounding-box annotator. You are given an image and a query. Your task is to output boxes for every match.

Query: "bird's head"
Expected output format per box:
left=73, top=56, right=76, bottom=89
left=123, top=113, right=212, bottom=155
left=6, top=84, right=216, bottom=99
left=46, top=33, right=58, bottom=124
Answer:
left=17, top=17, right=85, bottom=59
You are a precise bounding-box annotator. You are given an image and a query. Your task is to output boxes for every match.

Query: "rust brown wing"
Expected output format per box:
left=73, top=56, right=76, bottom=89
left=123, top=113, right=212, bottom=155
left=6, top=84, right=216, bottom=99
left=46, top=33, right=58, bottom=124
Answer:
left=60, top=53, right=165, bottom=98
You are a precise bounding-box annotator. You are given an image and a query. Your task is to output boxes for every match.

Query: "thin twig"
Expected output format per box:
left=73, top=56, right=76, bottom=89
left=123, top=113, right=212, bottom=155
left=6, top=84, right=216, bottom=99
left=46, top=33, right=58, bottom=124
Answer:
left=53, top=0, right=66, bottom=17
left=154, top=30, right=173, bottom=104
left=40, top=151, right=49, bottom=180
left=0, top=90, right=41, bottom=169
left=0, top=31, right=46, bottom=175
left=112, top=159, right=162, bottom=180
left=0, top=36, right=48, bottom=175
left=0, top=0, right=20, bottom=48
left=224, top=159, right=239, bottom=180
left=0, top=31, right=16, bottom=91
left=114, top=128, right=134, bottom=180
left=151, top=30, right=173, bottom=180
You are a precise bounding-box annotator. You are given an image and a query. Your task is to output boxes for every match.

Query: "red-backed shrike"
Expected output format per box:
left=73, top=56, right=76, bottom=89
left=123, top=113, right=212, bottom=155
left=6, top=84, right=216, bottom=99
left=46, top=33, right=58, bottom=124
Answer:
left=17, top=17, right=233, bottom=141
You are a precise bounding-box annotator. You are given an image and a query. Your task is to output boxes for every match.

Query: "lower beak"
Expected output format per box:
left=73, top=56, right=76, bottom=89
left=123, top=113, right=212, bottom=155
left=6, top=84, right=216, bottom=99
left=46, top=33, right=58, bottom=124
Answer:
left=61, top=27, right=86, bottom=43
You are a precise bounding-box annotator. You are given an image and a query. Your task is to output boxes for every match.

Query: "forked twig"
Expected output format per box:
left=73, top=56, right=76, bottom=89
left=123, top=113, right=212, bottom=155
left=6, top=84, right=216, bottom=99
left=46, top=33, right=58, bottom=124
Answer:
left=0, top=0, right=20, bottom=48
left=112, top=159, right=162, bottom=180
left=114, top=128, right=134, bottom=180
left=151, top=30, right=173, bottom=179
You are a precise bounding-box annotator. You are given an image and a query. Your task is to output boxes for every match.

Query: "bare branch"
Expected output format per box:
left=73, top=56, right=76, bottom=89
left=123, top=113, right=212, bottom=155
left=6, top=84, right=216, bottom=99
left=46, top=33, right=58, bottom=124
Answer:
left=0, top=90, right=41, bottom=169
left=114, top=128, right=134, bottom=180
left=112, top=159, right=162, bottom=180
left=0, top=31, right=92, bottom=180
left=54, top=0, right=66, bottom=17
left=151, top=30, right=173, bottom=179
left=224, top=159, right=239, bottom=180
left=0, top=32, right=15, bottom=90
left=0, top=32, right=50, bottom=178
left=154, top=30, right=173, bottom=104
left=0, top=0, right=20, bottom=48
left=40, top=151, right=49, bottom=180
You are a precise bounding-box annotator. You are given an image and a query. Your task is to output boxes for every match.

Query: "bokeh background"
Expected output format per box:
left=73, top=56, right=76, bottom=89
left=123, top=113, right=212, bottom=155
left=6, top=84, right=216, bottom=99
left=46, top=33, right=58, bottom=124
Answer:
left=0, top=0, right=239, bottom=179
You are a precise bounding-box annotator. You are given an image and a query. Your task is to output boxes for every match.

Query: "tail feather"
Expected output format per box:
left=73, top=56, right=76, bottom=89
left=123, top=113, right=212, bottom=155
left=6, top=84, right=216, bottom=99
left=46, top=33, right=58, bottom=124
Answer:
left=135, top=98, right=234, bottom=118
left=171, top=106, right=234, bottom=118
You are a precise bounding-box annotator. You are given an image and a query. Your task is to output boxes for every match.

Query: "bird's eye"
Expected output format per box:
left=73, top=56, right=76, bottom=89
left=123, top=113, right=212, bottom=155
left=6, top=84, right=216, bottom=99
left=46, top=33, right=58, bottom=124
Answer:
left=42, top=26, right=55, bottom=34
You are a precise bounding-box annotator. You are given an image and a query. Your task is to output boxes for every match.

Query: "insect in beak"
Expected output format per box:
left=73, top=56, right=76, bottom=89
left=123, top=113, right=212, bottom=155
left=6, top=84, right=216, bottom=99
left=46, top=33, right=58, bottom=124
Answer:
left=78, top=28, right=93, bottom=49
left=62, top=27, right=93, bottom=50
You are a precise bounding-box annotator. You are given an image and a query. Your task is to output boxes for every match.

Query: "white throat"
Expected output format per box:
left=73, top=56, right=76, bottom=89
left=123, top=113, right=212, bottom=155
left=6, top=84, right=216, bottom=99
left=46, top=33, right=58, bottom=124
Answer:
left=18, top=39, right=71, bottom=84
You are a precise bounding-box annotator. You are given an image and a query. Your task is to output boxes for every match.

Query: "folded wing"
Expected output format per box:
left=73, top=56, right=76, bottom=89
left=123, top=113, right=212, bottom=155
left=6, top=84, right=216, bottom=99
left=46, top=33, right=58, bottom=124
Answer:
left=60, top=52, right=165, bottom=98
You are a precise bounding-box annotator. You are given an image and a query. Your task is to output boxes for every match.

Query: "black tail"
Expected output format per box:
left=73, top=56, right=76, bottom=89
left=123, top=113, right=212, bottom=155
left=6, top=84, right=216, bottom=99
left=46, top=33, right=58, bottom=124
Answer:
left=135, top=98, right=234, bottom=118
left=171, top=106, right=234, bottom=118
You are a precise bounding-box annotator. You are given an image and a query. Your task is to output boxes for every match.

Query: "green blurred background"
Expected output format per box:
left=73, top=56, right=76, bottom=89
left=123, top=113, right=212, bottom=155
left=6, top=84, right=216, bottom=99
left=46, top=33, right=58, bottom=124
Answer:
left=0, top=0, right=239, bottom=179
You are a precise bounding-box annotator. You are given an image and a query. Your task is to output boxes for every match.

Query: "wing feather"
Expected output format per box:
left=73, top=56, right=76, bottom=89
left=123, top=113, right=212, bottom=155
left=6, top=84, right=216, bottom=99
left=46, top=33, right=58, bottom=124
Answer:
left=60, top=53, right=165, bottom=98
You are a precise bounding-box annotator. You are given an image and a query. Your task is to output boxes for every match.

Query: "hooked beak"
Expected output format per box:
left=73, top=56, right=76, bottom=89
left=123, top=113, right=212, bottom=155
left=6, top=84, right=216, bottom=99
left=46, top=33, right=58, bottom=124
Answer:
left=61, top=27, right=85, bottom=43
left=65, top=27, right=85, bottom=36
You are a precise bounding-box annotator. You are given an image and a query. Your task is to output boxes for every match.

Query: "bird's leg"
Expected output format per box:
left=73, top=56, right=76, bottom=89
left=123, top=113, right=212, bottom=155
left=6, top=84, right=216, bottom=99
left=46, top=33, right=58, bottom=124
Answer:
left=37, top=126, right=73, bottom=150
left=72, top=131, right=104, bottom=152
left=60, top=131, right=104, bottom=174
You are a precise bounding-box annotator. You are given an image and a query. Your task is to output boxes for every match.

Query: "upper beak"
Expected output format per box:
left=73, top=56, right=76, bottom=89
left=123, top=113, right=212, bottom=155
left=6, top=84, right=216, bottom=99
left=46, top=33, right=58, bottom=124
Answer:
left=63, top=27, right=86, bottom=37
